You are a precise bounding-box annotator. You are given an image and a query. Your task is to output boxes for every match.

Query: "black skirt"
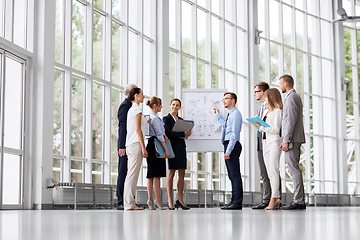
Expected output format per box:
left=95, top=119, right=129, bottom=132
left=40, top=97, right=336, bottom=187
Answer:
left=146, top=137, right=166, bottom=178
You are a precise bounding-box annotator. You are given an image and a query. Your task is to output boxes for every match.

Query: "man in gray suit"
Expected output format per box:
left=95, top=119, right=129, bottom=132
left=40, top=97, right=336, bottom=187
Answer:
left=252, top=82, right=271, bottom=209
left=279, top=74, right=306, bottom=210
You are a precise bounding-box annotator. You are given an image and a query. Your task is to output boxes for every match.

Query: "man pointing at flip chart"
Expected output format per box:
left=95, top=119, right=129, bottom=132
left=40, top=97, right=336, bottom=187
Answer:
left=214, top=92, right=243, bottom=210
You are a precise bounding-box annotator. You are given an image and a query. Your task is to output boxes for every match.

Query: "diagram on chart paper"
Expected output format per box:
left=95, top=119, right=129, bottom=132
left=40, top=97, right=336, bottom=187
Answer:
left=183, top=91, right=226, bottom=140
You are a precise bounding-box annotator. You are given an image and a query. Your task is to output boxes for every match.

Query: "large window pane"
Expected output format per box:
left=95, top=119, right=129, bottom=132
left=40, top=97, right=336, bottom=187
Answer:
left=310, top=95, right=321, bottom=135
left=322, top=59, right=334, bottom=98
left=128, top=31, right=138, bottom=84
left=211, top=67, right=220, bottom=89
left=283, top=47, right=292, bottom=76
left=93, top=11, right=105, bottom=78
left=143, top=0, right=153, bottom=37
left=71, top=75, right=84, bottom=157
left=346, top=103, right=354, bottom=135
left=211, top=0, right=220, bottom=16
left=13, top=0, right=27, bottom=48
left=296, top=51, right=304, bottom=92
left=323, top=98, right=334, bottom=137
left=182, top=56, right=192, bottom=89
left=345, top=65, right=353, bottom=102
left=111, top=89, right=121, bottom=163
left=0, top=0, right=3, bottom=37
left=53, top=69, right=63, bottom=155
left=129, top=0, right=138, bottom=29
left=283, top=5, right=292, bottom=46
left=53, top=158, right=62, bottom=183
left=324, top=138, right=335, bottom=193
left=309, top=56, right=320, bottom=95
left=307, top=0, right=318, bottom=16
left=197, top=0, right=208, bottom=9
left=143, top=39, right=152, bottom=96
left=225, top=71, right=235, bottom=92
left=92, top=82, right=104, bottom=160
left=225, top=23, right=235, bottom=71
left=270, top=42, right=280, bottom=85
left=258, top=0, right=265, bottom=33
left=308, top=15, right=319, bottom=56
left=72, top=1, right=86, bottom=72
left=112, top=22, right=122, bottom=85
left=320, top=0, right=331, bottom=21
left=55, top=0, right=64, bottom=63
left=169, top=51, right=176, bottom=100
left=212, top=16, right=220, bottom=65
left=344, top=28, right=352, bottom=65
left=169, top=0, right=176, bottom=48
left=296, top=11, right=304, bottom=50
left=92, top=163, right=103, bottom=184
left=94, top=0, right=104, bottom=10
left=225, top=0, right=235, bottom=23
left=4, top=57, right=23, bottom=150
left=321, top=20, right=332, bottom=60
left=71, top=160, right=83, bottom=183
left=182, top=2, right=192, bottom=55
left=2, top=154, right=21, bottom=205
left=269, top=0, right=279, bottom=42
left=259, top=40, right=265, bottom=82
left=197, top=61, right=206, bottom=89
left=197, top=9, right=207, bottom=60
left=112, top=0, right=122, bottom=20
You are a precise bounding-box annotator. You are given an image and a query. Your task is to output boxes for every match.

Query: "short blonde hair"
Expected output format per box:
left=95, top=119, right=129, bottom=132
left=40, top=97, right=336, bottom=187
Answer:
left=146, top=96, right=162, bottom=109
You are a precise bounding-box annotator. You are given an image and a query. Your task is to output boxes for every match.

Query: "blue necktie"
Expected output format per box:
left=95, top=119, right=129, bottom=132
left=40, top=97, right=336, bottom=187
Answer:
left=222, top=113, right=229, bottom=143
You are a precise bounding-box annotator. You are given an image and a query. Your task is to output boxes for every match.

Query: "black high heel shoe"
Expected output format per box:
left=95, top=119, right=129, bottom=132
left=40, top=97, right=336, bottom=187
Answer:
left=168, top=203, right=175, bottom=210
left=175, top=200, right=190, bottom=210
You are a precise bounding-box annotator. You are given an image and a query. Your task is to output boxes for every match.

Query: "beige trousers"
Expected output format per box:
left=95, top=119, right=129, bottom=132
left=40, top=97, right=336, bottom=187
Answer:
left=262, top=140, right=282, bottom=198
left=124, top=142, right=143, bottom=210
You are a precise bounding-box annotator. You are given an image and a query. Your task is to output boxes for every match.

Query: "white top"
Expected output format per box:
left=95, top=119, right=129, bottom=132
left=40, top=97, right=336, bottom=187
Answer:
left=126, top=102, right=147, bottom=147
left=259, top=108, right=283, bottom=144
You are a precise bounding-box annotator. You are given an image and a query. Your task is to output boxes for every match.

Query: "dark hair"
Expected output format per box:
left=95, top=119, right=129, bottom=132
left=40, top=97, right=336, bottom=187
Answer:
left=146, top=96, right=162, bottom=109
left=224, top=92, right=237, bottom=104
left=280, top=74, right=294, bottom=88
left=265, top=88, right=283, bottom=110
left=254, top=82, right=270, bottom=92
left=127, top=87, right=141, bottom=101
left=170, top=98, right=181, bottom=107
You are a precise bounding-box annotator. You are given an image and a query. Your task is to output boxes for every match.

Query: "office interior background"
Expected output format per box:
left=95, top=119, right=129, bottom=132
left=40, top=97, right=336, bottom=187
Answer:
left=0, top=0, right=358, bottom=210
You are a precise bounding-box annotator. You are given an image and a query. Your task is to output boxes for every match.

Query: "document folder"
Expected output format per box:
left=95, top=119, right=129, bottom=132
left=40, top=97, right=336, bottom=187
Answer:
left=154, top=138, right=175, bottom=158
left=172, top=119, right=195, bottom=139
left=246, top=116, right=270, bottom=132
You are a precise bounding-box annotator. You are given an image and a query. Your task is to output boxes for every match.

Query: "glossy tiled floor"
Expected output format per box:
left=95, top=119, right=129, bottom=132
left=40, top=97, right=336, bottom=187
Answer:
left=1, top=207, right=359, bottom=240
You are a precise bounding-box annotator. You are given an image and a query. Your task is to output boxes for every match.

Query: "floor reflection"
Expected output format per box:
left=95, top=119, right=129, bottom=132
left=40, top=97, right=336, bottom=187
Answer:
left=0, top=207, right=359, bottom=240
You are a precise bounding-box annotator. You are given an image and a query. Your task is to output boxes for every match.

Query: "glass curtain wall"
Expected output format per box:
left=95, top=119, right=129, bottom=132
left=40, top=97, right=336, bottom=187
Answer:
left=343, top=0, right=360, bottom=195
left=258, top=0, right=336, bottom=194
left=0, top=0, right=33, bottom=51
left=53, top=0, right=156, bottom=185
left=169, top=0, right=248, bottom=191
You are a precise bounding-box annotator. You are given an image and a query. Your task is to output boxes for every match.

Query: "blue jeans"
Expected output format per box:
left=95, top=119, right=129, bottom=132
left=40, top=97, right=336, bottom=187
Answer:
left=224, top=141, right=243, bottom=204
left=116, top=154, right=128, bottom=206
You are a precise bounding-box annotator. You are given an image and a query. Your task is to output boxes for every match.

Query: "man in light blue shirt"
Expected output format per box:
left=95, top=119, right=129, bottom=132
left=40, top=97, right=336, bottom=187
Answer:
left=214, top=92, right=243, bottom=210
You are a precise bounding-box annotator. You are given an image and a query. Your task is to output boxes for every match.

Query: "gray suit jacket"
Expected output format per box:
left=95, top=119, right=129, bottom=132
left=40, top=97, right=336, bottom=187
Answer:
left=281, top=89, right=305, bottom=144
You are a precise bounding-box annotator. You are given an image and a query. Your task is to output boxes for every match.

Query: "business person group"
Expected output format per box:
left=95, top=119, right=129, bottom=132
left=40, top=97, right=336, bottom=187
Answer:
left=116, top=74, right=306, bottom=211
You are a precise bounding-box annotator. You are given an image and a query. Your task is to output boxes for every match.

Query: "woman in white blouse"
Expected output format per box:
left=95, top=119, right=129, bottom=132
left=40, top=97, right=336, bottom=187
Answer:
left=252, top=88, right=283, bottom=210
left=123, top=87, right=148, bottom=210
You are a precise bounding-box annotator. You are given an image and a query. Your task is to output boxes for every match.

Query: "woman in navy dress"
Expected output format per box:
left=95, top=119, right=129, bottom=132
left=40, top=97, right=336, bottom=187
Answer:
left=163, top=99, right=191, bottom=210
left=145, top=97, right=170, bottom=210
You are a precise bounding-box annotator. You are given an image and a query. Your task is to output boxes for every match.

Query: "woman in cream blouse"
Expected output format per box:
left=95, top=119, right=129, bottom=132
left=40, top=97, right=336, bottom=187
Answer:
left=252, top=88, right=283, bottom=210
